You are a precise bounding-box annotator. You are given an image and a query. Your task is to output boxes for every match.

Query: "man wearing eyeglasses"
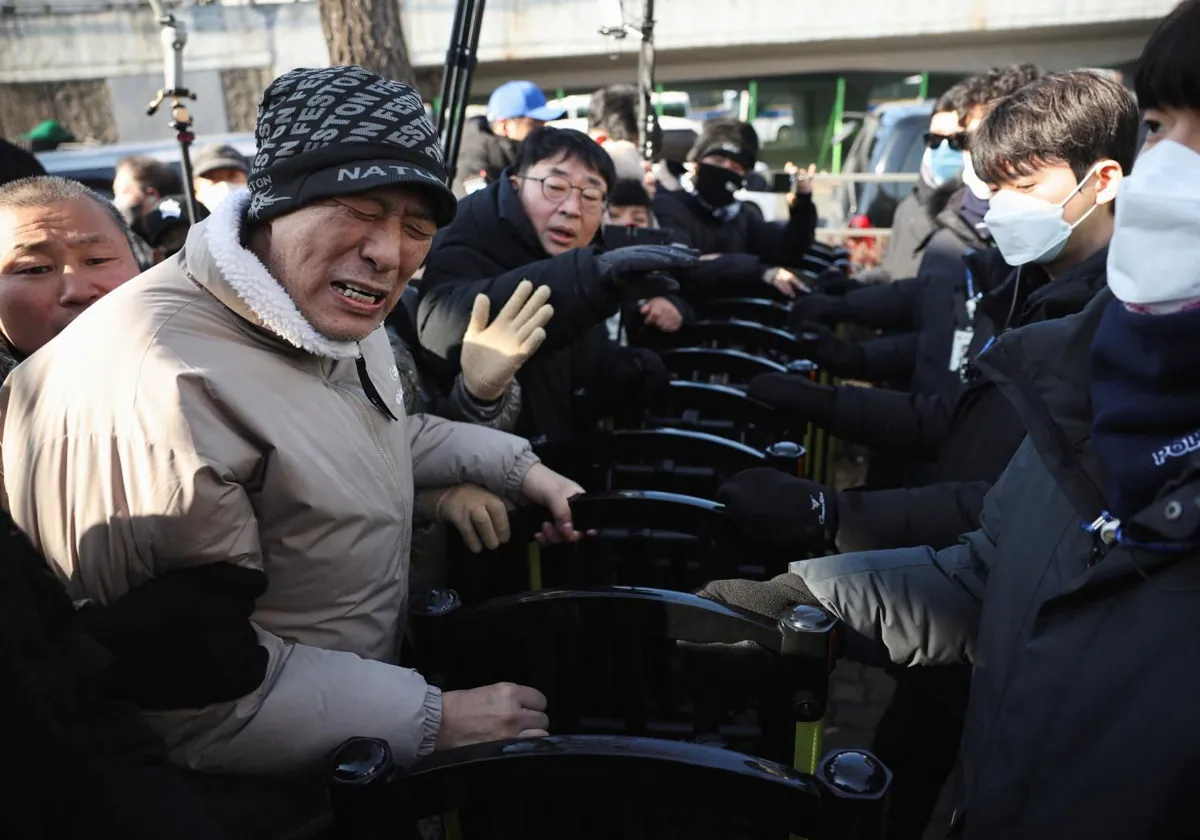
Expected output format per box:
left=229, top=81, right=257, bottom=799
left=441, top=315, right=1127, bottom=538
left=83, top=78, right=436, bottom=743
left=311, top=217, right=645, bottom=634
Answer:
left=418, top=126, right=698, bottom=454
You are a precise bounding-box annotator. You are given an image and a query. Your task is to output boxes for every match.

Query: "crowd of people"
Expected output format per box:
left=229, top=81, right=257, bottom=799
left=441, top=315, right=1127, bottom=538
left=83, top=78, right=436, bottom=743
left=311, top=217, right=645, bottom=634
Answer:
left=1, top=0, right=1200, bottom=837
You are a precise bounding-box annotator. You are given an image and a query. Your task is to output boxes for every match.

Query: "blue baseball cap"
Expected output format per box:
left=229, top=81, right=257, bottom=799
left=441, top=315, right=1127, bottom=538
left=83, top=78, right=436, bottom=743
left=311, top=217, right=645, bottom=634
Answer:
left=486, top=81, right=566, bottom=123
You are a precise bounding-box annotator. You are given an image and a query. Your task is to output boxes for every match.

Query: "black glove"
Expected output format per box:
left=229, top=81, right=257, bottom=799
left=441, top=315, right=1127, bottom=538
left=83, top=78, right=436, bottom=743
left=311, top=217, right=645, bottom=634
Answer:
left=794, top=321, right=865, bottom=379
left=596, top=244, right=697, bottom=300
left=787, top=293, right=852, bottom=331
left=812, top=267, right=866, bottom=296
left=717, top=468, right=838, bottom=551
left=80, top=564, right=269, bottom=711
left=622, top=346, right=670, bottom=404
left=598, top=346, right=671, bottom=421
left=748, top=372, right=837, bottom=425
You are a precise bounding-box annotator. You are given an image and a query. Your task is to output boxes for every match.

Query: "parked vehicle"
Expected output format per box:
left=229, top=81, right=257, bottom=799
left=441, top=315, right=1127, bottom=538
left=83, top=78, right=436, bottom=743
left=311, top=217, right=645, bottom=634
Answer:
left=829, top=99, right=931, bottom=229
left=35, top=132, right=257, bottom=198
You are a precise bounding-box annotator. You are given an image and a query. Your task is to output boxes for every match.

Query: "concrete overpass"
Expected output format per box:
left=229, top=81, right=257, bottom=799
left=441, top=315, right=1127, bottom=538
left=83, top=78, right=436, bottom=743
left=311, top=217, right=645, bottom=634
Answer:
left=0, top=0, right=1176, bottom=142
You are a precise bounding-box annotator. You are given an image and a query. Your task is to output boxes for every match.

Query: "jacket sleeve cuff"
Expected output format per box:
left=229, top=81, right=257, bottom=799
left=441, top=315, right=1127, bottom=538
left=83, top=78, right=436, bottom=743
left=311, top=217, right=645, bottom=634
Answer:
left=504, top=448, right=541, bottom=503
left=417, top=684, right=443, bottom=758
left=788, top=192, right=815, bottom=220
left=449, top=374, right=506, bottom=422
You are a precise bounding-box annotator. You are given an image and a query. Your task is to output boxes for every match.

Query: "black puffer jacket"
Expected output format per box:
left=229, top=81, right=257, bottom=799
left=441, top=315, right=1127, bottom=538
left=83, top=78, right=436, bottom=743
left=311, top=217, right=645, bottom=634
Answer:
left=0, top=510, right=227, bottom=840
left=834, top=245, right=1110, bottom=552
left=652, top=186, right=817, bottom=274
left=417, top=172, right=658, bottom=445
left=792, top=288, right=1200, bottom=839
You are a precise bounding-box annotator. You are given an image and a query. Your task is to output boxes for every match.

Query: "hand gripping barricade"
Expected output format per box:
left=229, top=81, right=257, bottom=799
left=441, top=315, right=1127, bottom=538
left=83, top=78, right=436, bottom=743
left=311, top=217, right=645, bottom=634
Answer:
left=337, top=589, right=891, bottom=839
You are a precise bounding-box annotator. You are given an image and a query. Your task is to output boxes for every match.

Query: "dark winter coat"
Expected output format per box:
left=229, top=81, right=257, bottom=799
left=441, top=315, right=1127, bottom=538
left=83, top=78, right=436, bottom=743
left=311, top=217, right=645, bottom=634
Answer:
left=833, top=246, right=1110, bottom=552
left=652, top=186, right=818, bottom=276
left=797, top=288, right=1200, bottom=839
left=0, top=507, right=227, bottom=840
left=417, top=171, right=657, bottom=445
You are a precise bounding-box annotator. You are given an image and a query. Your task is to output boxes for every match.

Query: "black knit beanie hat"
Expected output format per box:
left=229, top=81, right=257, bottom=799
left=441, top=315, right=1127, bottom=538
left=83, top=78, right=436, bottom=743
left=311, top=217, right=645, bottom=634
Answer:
left=246, top=65, right=456, bottom=227
left=687, top=117, right=761, bottom=172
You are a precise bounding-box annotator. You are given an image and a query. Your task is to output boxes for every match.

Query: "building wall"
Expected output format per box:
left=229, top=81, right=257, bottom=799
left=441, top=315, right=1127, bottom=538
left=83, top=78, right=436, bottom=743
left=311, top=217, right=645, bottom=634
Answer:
left=0, top=0, right=1176, bottom=142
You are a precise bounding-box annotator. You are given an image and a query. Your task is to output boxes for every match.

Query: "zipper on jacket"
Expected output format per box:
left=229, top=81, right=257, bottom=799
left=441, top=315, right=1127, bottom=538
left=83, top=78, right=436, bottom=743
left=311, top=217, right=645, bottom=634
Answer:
left=1083, top=512, right=1121, bottom=565
left=321, top=360, right=409, bottom=527
left=324, top=360, right=412, bottom=564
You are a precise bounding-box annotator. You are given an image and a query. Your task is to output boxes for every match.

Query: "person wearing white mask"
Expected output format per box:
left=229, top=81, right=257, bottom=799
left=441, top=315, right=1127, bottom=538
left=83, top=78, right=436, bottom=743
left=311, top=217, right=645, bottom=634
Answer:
left=701, top=67, right=1141, bottom=840
left=694, top=7, right=1200, bottom=833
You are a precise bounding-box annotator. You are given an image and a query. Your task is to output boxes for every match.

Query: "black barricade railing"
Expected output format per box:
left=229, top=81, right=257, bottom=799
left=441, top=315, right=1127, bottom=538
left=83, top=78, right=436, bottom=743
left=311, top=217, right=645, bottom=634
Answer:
left=659, top=347, right=787, bottom=387
left=693, top=298, right=791, bottom=329
left=646, top=380, right=802, bottom=453
left=444, top=491, right=781, bottom=600
left=328, top=734, right=891, bottom=840
left=407, top=588, right=838, bottom=775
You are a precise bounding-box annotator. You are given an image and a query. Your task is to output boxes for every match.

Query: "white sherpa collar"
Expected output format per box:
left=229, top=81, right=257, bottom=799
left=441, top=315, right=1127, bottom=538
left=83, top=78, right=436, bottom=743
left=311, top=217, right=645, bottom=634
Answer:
left=202, top=189, right=360, bottom=360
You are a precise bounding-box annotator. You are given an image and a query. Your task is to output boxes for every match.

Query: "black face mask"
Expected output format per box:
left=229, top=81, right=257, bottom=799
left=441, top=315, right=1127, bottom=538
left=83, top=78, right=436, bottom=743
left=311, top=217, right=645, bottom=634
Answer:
left=693, top=162, right=744, bottom=208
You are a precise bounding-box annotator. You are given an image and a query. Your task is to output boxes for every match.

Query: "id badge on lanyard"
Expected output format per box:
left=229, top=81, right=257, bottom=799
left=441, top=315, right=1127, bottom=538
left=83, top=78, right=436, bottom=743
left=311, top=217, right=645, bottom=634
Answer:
left=950, top=267, right=981, bottom=372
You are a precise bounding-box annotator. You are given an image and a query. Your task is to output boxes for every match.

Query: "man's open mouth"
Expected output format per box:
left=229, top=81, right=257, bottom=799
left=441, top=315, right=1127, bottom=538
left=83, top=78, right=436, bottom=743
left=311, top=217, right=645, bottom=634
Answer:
left=332, top=281, right=386, bottom=306
left=547, top=225, right=576, bottom=242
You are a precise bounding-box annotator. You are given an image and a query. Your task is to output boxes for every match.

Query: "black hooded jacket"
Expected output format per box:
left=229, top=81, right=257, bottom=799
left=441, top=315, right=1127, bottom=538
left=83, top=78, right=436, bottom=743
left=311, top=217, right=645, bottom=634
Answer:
left=805, top=184, right=990, bottom=406
left=417, top=171, right=659, bottom=446
left=652, top=185, right=818, bottom=293
left=768, top=287, right=1200, bottom=839
left=0, top=510, right=227, bottom=840
left=835, top=244, right=1111, bottom=553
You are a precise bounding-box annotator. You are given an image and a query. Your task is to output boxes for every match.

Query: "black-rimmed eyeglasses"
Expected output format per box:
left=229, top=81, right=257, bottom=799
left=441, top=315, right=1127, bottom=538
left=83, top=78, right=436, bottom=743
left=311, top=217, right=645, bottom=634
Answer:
left=521, top=175, right=608, bottom=214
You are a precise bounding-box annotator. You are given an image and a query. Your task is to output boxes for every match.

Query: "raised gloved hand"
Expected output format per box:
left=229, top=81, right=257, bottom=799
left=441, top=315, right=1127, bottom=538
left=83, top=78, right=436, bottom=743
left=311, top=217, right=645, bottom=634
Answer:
left=717, top=468, right=837, bottom=551
left=748, top=372, right=837, bottom=425
left=596, top=244, right=697, bottom=301
left=794, top=321, right=865, bottom=379
left=787, top=293, right=852, bottom=332
left=420, top=483, right=512, bottom=553
left=461, top=280, right=554, bottom=401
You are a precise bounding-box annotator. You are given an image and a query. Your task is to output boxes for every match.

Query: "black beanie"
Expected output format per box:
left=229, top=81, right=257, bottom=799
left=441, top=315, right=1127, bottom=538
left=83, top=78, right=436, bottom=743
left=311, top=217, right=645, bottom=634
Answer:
left=688, top=117, right=760, bottom=171
left=246, top=66, right=456, bottom=227
left=608, top=178, right=652, bottom=209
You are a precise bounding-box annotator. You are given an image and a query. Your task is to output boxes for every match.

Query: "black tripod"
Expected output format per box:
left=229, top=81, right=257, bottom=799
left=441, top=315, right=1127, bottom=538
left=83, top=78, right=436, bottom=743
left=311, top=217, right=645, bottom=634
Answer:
left=600, top=0, right=662, bottom=162
left=145, top=0, right=200, bottom=224
left=435, top=0, right=487, bottom=187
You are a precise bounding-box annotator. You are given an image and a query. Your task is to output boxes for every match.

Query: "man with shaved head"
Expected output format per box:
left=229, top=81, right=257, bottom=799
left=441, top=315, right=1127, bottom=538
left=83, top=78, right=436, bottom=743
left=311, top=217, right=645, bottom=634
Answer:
left=0, top=176, right=141, bottom=381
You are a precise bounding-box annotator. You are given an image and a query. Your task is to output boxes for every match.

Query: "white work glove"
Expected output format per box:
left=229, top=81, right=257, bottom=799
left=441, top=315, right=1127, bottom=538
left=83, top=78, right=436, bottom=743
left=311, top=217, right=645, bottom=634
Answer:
left=460, top=280, right=554, bottom=402
left=417, top=483, right=511, bottom=554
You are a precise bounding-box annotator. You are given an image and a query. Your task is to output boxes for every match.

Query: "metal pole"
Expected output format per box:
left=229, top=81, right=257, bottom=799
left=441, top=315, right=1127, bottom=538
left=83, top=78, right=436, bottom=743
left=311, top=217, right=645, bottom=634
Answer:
left=438, top=0, right=487, bottom=187
left=831, top=76, right=846, bottom=175
left=436, top=0, right=470, bottom=145
left=145, top=0, right=200, bottom=224
left=637, top=0, right=659, bottom=162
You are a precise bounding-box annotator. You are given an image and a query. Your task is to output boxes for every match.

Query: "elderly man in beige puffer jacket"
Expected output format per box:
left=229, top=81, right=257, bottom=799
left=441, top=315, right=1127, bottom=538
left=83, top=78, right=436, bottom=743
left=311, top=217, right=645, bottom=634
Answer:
left=0, top=66, right=584, bottom=789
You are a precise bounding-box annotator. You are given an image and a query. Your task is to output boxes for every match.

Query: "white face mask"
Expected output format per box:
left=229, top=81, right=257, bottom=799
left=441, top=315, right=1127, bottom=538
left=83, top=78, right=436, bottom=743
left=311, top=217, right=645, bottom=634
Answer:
left=960, top=151, right=991, bottom=200
left=1107, top=140, right=1200, bottom=306
left=984, top=164, right=1102, bottom=267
